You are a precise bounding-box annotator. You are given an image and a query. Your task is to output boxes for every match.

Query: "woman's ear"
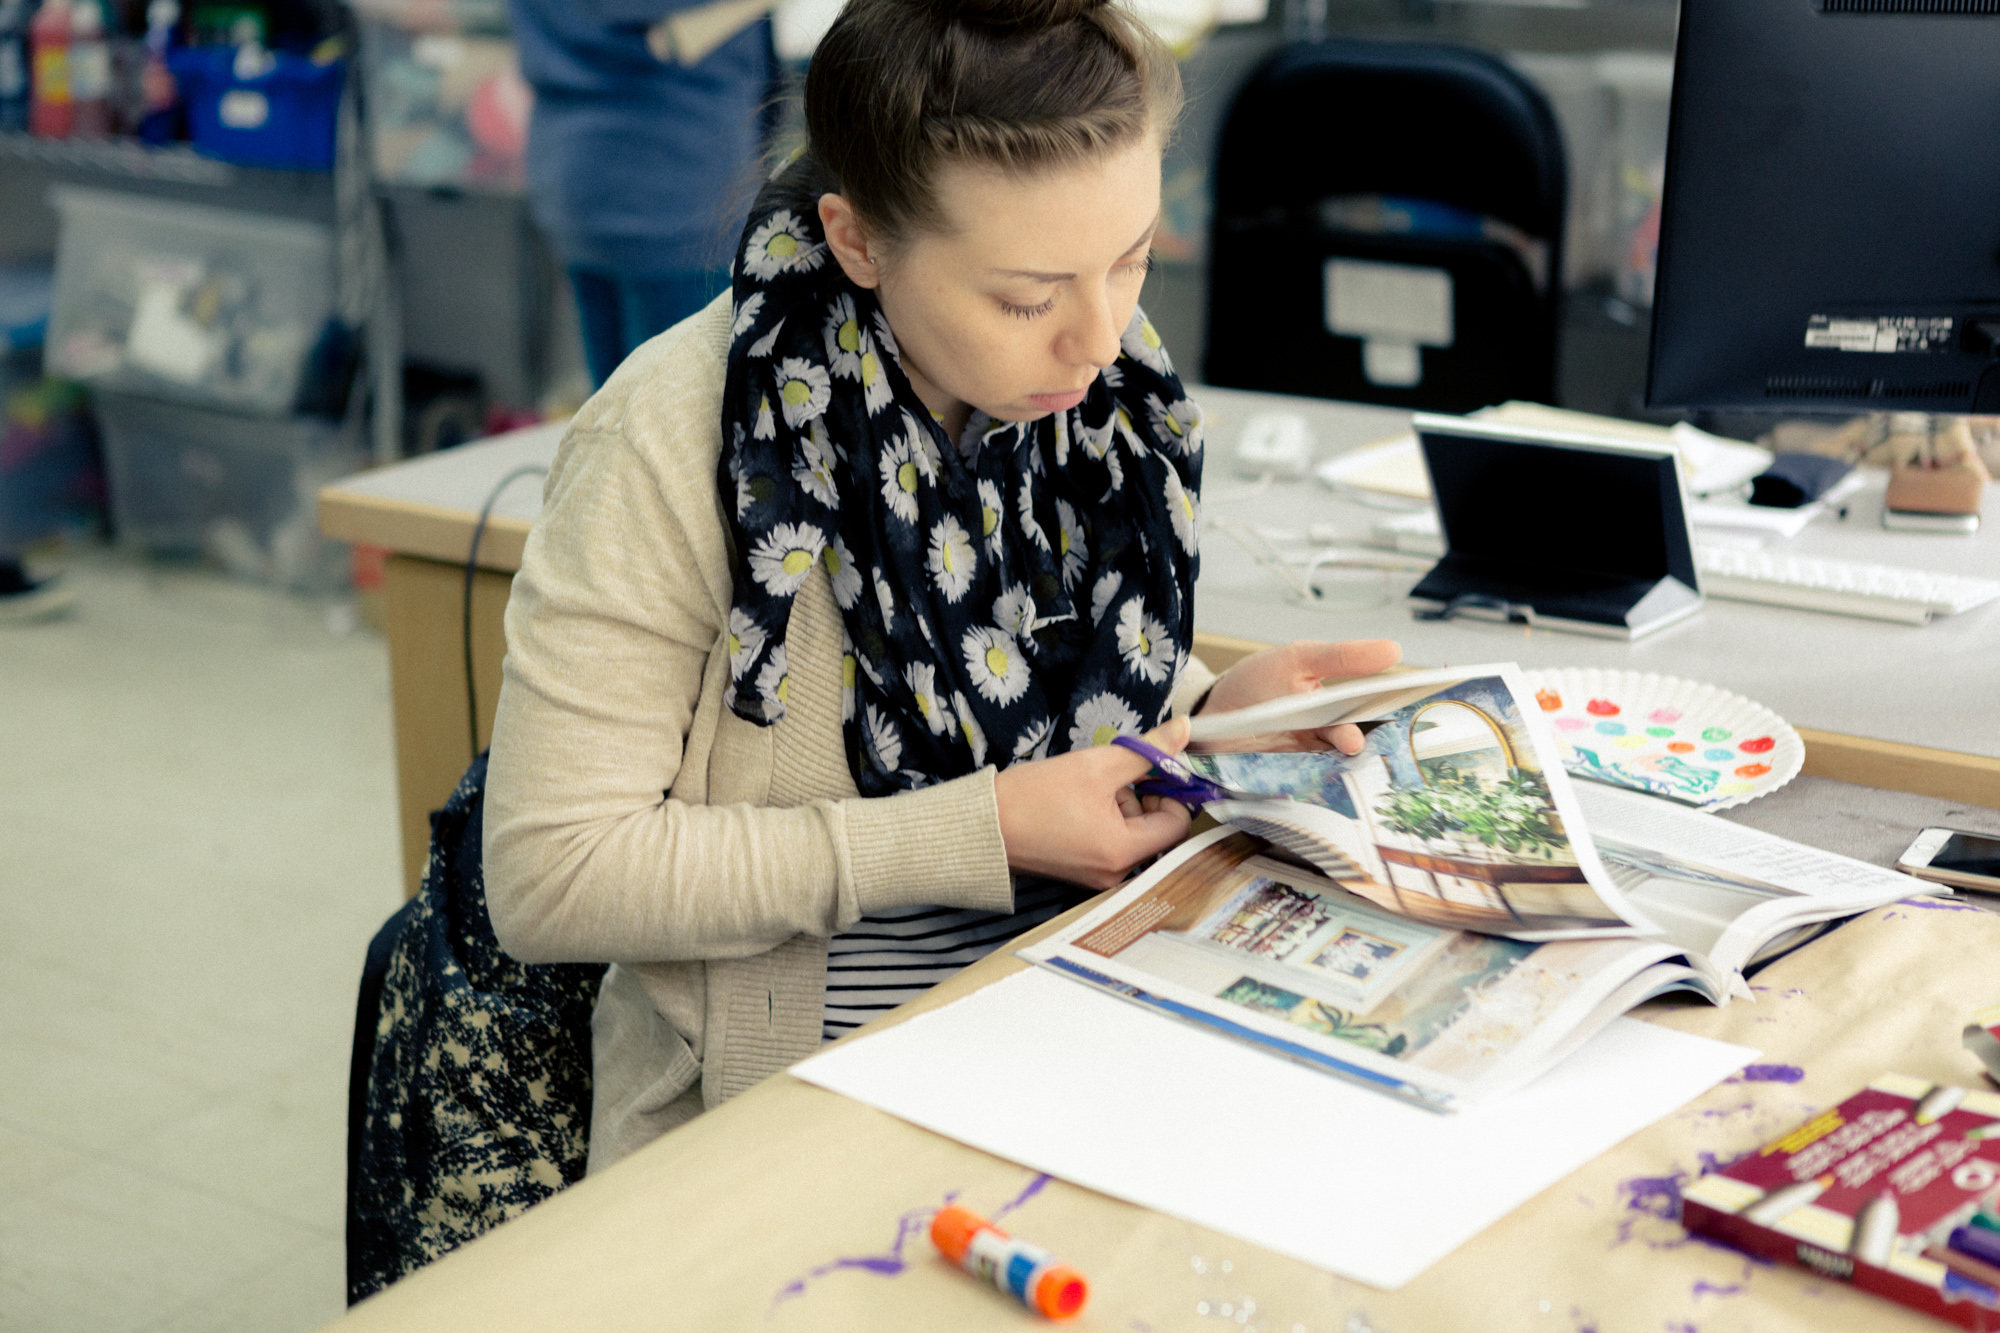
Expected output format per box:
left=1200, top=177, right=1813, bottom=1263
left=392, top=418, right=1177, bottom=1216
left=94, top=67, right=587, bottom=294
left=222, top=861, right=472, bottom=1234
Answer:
left=818, top=193, right=882, bottom=290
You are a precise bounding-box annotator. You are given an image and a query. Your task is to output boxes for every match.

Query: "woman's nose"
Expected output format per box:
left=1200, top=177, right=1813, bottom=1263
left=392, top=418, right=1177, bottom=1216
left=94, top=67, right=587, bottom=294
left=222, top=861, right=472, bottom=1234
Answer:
left=1061, top=289, right=1124, bottom=370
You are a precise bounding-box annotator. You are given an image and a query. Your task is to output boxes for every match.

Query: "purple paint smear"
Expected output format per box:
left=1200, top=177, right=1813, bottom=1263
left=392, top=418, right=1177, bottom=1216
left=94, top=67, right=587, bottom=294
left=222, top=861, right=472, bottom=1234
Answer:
left=1900, top=897, right=1988, bottom=913
left=1691, top=1280, right=1745, bottom=1299
left=1726, top=1064, right=1804, bottom=1084
left=768, top=1173, right=1054, bottom=1313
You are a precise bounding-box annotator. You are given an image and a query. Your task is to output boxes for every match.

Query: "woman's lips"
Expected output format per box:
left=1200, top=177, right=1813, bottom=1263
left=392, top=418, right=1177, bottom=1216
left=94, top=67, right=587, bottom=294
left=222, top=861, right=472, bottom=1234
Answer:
left=1025, top=388, right=1089, bottom=412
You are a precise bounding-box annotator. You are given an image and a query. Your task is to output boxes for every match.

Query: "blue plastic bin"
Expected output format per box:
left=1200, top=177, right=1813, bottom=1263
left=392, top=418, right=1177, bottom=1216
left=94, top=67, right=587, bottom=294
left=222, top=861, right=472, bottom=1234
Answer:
left=168, top=46, right=344, bottom=171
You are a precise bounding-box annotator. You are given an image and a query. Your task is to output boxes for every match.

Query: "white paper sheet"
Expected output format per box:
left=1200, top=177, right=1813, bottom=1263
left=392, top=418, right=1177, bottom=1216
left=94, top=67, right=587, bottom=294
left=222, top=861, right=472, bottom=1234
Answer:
left=792, top=968, right=1753, bottom=1290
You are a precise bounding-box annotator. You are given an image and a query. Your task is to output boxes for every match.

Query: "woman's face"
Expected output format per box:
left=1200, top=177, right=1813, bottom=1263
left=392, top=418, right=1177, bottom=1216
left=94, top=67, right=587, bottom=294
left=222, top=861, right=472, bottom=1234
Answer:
left=820, top=136, right=1163, bottom=430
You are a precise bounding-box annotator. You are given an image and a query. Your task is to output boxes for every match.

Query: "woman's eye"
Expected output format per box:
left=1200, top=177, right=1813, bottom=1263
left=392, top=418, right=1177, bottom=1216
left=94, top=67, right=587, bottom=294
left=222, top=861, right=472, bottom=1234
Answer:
left=999, top=295, right=1058, bottom=321
left=1117, top=252, right=1156, bottom=280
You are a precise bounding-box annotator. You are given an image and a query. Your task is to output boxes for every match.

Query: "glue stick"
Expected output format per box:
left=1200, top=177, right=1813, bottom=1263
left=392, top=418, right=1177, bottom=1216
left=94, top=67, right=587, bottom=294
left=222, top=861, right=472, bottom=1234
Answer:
left=930, top=1203, right=1088, bottom=1321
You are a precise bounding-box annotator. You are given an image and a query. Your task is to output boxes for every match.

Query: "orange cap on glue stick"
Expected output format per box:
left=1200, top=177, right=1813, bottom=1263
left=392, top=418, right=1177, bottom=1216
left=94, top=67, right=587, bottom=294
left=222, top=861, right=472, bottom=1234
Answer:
left=930, top=1203, right=1089, bottom=1321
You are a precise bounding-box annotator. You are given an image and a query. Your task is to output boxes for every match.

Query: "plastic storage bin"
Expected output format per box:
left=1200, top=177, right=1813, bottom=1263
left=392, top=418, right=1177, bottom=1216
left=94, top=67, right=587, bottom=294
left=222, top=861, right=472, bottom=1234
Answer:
left=168, top=44, right=345, bottom=171
left=46, top=186, right=335, bottom=417
left=94, top=389, right=365, bottom=590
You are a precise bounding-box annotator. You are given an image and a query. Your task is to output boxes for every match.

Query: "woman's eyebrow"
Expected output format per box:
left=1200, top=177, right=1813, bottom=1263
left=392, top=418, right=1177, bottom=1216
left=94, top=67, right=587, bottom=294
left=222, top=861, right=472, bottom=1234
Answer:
left=989, top=215, right=1162, bottom=282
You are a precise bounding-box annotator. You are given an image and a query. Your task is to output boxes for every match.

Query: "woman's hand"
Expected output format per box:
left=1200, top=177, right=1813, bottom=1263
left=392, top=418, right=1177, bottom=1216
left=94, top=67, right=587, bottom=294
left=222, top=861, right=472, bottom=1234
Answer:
left=995, top=718, right=1194, bottom=890
left=1196, top=639, right=1402, bottom=754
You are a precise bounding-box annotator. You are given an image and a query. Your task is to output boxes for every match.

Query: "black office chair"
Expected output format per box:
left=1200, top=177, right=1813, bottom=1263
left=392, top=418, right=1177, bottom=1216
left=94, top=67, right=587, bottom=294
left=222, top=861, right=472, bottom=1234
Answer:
left=1204, top=40, right=1566, bottom=413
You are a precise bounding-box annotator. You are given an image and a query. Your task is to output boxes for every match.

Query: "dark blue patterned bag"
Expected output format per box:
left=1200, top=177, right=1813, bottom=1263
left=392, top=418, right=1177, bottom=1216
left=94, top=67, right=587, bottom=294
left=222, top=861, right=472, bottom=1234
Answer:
left=345, top=754, right=606, bottom=1304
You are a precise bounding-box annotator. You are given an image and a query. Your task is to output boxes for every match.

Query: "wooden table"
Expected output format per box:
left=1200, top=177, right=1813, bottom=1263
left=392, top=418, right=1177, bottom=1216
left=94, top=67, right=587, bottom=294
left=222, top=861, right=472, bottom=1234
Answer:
left=321, top=889, right=2000, bottom=1332
left=316, top=394, right=2000, bottom=1330
left=319, top=391, right=2000, bottom=894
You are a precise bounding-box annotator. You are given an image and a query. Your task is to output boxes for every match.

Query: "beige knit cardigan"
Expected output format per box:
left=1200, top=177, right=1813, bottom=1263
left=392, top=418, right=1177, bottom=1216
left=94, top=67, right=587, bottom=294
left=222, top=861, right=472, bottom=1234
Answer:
left=483, top=293, right=1215, bottom=1171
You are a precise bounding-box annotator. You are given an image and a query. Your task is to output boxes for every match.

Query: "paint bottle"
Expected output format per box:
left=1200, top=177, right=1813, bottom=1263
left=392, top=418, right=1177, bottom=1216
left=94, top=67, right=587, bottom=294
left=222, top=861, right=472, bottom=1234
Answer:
left=67, top=0, right=108, bottom=139
left=135, top=0, right=179, bottom=142
left=29, top=0, right=74, bottom=139
left=930, top=1204, right=1088, bottom=1321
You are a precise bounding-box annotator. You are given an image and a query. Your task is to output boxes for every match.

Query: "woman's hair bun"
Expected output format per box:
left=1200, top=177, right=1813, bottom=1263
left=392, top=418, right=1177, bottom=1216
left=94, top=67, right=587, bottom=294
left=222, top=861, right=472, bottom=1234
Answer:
left=932, top=0, right=1108, bottom=33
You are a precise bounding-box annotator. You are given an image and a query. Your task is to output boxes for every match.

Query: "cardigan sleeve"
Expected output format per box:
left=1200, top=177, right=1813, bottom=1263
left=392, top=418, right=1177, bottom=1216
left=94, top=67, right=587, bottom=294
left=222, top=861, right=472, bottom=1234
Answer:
left=482, top=316, right=1013, bottom=968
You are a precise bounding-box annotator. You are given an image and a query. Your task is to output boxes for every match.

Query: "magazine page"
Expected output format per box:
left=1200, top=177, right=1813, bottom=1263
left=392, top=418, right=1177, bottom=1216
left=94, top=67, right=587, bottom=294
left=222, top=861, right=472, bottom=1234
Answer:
left=1183, top=665, right=1660, bottom=941
left=1018, top=826, right=1697, bottom=1112
left=1574, top=782, right=1934, bottom=978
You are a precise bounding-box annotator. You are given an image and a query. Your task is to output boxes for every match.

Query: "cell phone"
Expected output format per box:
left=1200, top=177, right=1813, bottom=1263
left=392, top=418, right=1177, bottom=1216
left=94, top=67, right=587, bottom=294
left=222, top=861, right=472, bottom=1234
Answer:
left=1896, top=827, right=2000, bottom=894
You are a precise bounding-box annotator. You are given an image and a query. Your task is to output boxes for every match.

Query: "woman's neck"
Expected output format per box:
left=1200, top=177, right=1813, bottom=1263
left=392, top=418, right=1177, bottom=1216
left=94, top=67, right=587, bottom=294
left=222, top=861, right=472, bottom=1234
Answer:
left=899, top=353, right=973, bottom=442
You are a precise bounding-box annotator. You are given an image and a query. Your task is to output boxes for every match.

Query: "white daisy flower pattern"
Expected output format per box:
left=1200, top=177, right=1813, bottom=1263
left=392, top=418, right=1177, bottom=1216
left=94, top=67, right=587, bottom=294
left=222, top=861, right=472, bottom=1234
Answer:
left=823, top=293, right=866, bottom=380
left=873, top=567, right=896, bottom=630
left=726, top=606, right=764, bottom=676
left=1013, top=716, right=1054, bottom=762
left=992, top=584, right=1035, bottom=637
left=1163, top=468, right=1198, bottom=554
left=1055, top=499, right=1088, bottom=589
left=858, top=340, right=892, bottom=415
left=1017, top=479, right=1048, bottom=549
left=905, top=661, right=953, bottom=736
left=752, top=394, right=776, bottom=440
left=1145, top=393, right=1203, bottom=458
left=792, top=422, right=839, bottom=508
left=748, top=521, right=824, bottom=596
left=1069, top=691, right=1143, bottom=750
left=953, top=691, right=987, bottom=767
left=755, top=643, right=790, bottom=713
left=1090, top=569, right=1123, bottom=625
left=748, top=317, right=785, bottom=359
left=742, top=211, right=825, bottom=281
left=865, top=704, right=902, bottom=771
left=820, top=533, right=863, bottom=608
left=963, top=625, right=1030, bottom=705
left=1120, top=311, right=1173, bottom=375
left=730, top=291, right=764, bottom=339
left=774, top=358, right=831, bottom=428
left=1115, top=596, right=1174, bottom=684
left=878, top=435, right=922, bottom=525
left=977, top=478, right=1005, bottom=557
left=926, top=515, right=976, bottom=602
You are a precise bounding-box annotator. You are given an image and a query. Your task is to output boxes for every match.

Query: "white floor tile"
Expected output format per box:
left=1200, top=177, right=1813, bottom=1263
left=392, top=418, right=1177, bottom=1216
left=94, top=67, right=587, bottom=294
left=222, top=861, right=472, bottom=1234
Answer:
left=1, top=547, right=404, bottom=1332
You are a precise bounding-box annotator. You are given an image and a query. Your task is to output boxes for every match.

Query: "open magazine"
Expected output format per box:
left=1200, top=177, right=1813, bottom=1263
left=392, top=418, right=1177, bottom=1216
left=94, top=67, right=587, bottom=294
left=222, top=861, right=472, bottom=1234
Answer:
left=1018, top=664, right=1934, bottom=1112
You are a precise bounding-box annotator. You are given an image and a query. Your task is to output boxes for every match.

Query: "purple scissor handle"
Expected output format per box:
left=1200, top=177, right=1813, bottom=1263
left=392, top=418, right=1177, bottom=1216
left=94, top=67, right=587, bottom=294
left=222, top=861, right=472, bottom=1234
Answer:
left=1110, top=733, right=1229, bottom=808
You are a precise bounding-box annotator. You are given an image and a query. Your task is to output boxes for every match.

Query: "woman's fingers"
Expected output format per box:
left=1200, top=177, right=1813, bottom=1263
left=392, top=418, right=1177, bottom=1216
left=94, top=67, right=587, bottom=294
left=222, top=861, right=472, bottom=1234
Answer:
left=1284, top=637, right=1402, bottom=682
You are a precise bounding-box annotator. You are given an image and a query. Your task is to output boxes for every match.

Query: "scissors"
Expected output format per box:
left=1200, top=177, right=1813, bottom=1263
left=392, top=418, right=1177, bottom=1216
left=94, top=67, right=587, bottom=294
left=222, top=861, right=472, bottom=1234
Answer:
left=1110, top=733, right=1228, bottom=808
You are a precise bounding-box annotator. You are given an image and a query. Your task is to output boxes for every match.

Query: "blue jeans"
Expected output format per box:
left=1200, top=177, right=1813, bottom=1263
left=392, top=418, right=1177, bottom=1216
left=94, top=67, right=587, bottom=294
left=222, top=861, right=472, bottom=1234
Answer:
left=569, top=266, right=729, bottom=388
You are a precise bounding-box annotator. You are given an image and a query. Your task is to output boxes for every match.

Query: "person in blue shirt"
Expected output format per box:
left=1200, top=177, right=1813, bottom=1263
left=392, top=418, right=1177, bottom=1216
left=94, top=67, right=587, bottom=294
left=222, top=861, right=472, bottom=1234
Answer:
left=508, top=0, right=775, bottom=386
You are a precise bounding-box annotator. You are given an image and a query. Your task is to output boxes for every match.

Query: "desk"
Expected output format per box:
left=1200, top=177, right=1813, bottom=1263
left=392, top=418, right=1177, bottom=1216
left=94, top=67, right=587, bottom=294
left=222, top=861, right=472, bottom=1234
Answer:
left=321, top=851, right=2000, bottom=1332
left=317, top=396, right=2000, bottom=1331
left=320, top=389, right=2000, bottom=892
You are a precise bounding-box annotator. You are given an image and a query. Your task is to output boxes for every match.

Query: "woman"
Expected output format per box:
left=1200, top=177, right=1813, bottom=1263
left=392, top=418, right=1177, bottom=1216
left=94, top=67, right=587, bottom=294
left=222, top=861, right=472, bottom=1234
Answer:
left=484, top=0, right=1399, bottom=1173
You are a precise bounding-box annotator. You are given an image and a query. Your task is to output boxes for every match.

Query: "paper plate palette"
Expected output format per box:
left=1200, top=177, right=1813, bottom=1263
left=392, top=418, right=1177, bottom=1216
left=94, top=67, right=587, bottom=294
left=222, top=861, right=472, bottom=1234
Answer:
left=1519, top=668, right=1804, bottom=810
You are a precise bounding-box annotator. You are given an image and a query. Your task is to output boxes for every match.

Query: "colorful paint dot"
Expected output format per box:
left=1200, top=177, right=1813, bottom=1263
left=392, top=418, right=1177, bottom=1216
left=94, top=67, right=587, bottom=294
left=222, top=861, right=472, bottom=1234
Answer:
left=1736, top=762, right=1771, bottom=779
left=1667, top=741, right=1696, bottom=754
left=1739, top=736, right=1775, bottom=754
left=1535, top=689, right=1563, bottom=712
left=1645, top=726, right=1675, bottom=738
left=1596, top=721, right=1627, bottom=736
left=1648, top=708, right=1682, bottom=725
left=1717, top=780, right=1755, bottom=795
left=1701, top=727, right=1732, bottom=742
left=1556, top=717, right=1587, bottom=732
left=1704, top=749, right=1736, bottom=762
left=1586, top=699, right=1620, bottom=717
left=1614, top=734, right=1649, bottom=750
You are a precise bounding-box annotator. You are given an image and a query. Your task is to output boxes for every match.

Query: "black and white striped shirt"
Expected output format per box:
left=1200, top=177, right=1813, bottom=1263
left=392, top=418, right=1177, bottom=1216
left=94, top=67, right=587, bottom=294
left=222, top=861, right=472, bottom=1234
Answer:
left=821, top=878, right=1085, bottom=1042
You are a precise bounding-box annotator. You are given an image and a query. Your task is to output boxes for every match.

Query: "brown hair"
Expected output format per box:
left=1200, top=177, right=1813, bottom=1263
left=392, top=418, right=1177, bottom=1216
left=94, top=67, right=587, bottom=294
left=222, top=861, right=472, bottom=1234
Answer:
left=803, top=0, right=1183, bottom=244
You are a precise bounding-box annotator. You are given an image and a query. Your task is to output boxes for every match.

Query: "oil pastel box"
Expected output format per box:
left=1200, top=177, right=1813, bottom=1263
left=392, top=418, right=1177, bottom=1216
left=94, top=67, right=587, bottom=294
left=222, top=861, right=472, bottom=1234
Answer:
left=1681, top=1074, right=2000, bottom=1329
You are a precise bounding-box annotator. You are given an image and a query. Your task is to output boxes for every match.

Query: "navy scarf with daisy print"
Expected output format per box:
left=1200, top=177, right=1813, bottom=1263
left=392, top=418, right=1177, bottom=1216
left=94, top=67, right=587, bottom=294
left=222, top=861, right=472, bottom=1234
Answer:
left=718, top=167, right=1204, bottom=798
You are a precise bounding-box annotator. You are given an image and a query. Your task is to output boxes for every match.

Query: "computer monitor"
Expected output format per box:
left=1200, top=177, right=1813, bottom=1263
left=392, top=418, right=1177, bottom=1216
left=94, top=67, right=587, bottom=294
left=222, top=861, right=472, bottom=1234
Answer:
left=1407, top=415, right=1702, bottom=640
left=1647, top=0, right=2000, bottom=415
